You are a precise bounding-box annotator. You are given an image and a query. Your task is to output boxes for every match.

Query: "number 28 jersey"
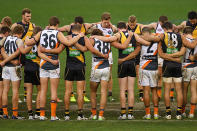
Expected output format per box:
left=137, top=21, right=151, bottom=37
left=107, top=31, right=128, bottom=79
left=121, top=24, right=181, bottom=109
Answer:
left=162, top=32, right=182, bottom=66
left=92, top=38, right=110, bottom=70
left=40, top=29, right=60, bottom=70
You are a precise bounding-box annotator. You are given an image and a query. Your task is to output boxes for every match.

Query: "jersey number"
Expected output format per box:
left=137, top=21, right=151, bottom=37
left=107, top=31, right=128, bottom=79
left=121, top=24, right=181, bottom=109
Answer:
left=147, top=43, right=154, bottom=53
left=41, top=33, right=56, bottom=48
left=95, top=41, right=110, bottom=54
left=4, top=40, right=17, bottom=54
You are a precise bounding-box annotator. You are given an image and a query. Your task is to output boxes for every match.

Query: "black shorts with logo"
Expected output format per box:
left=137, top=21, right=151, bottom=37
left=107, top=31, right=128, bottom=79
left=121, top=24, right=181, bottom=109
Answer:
left=24, top=69, right=40, bottom=85
left=64, top=67, right=85, bottom=81
left=162, top=61, right=182, bottom=78
left=118, top=60, right=136, bottom=78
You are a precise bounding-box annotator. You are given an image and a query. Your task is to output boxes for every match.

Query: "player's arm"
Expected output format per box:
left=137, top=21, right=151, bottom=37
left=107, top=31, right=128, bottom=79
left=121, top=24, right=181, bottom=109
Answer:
left=85, top=38, right=108, bottom=59
left=181, top=35, right=197, bottom=48
left=167, top=46, right=186, bottom=57
left=11, top=23, right=17, bottom=31
left=74, top=37, right=88, bottom=52
left=111, top=32, right=132, bottom=49
left=17, top=39, right=33, bottom=54
left=57, top=32, right=84, bottom=46
left=25, top=32, right=41, bottom=46
left=37, top=45, right=59, bottom=65
left=118, top=43, right=141, bottom=64
left=158, top=41, right=181, bottom=63
left=58, top=25, right=71, bottom=32
left=40, top=43, right=65, bottom=54
left=90, top=35, right=118, bottom=43
left=143, top=23, right=157, bottom=30
left=134, top=33, right=151, bottom=46
left=176, top=21, right=186, bottom=31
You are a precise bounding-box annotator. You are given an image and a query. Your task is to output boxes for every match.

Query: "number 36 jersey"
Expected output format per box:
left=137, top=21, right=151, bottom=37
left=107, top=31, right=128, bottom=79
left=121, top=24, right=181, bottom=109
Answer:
left=140, top=42, right=158, bottom=70
left=92, top=38, right=110, bottom=70
left=40, top=29, right=60, bottom=70
left=161, top=32, right=182, bottom=66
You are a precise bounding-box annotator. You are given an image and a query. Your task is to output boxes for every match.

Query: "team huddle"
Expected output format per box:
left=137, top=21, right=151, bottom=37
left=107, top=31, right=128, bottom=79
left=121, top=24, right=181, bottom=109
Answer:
left=0, top=8, right=197, bottom=121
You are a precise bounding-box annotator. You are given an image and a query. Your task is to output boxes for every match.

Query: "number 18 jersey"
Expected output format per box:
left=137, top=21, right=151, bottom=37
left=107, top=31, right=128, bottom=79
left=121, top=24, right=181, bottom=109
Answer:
left=40, top=29, right=60, bottom=70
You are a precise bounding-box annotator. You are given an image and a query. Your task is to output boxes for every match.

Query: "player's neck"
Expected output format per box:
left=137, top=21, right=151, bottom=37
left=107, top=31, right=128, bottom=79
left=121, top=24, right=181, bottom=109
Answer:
left=72, top=31, right=80, bottom=34
left=119, top=29, right=127, bottom=32
left=13, top=34, right=20, bottom=38
left=22, top=20, right=29, bottom=25
left=49, top=26, right=57, bottom=30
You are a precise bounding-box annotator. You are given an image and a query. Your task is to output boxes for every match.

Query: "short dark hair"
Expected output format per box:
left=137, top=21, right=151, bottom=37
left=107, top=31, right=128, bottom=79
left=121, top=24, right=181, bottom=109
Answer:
left=22, top=8, right=31, bottom=15
left=33, top=26, right=42, bottom=36
left=162, top=22, right=173, bottom=30
left=12, top=25, right=24, bottom=35
left=75, top=16, right=84, bottom=24
left=72, top=24, right=81, bottom=32
left=159, top=16, right=168, bottom=24
left=91, top=29, right=103, bottom=36
left=49, top=16, right=60, bottom=26
left=2, top=16, right=12, bottom=27
left=101, top=12, right=111, bottom=20
left=142, top=27, right=151, bottom=33
left=0, top=26, right=11, bottom=34
left=188, top=11, right=197, bottom=20
left=183, top=26, right=193, bottom=34
left=128, top=15, right=136, bottom=23
left=117, top=21, right=126, bottom=29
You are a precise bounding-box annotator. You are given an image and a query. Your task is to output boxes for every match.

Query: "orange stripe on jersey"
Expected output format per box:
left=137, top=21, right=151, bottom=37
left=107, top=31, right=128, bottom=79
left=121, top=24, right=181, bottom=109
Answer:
left=153, top=50, right=158, bottom=55
left=40, top=56, right=52, bottom=68
left=55, top=42, right=59, bottom=48
left=105, top=35, right=110, bottom=37
left=95, top=61, right=104, bottom=70
left=142, top=60, right=152, bottom=69
left=184, top=62, right=194, bottom=68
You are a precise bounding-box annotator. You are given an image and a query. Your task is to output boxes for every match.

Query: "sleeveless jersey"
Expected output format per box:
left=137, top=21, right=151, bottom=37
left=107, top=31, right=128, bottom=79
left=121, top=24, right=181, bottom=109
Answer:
left=183, top=37, right=197, bottom=68
left=17, top=22, right=34, bottom=41
left=186, top=21, right=197, bottom=38
left=162, top=32, right=182, bottom=66
left=156, top=23, right=164, bottom=34
left=40, top=29, right=60, bottom=70
left=118, top=31, right=136, bottom=62
left=96, top=24, right=113, bottom=37
left=127, top=24, right=141, bottom=35
left=3, top=36, right=20, bottom=66
left=140, top=41, right=158, bottom=70
left=66, top=34, right=86, bottom=70
left=92, top=38, right=110, bottom=69
left=68, top=24, right=86, bottom=35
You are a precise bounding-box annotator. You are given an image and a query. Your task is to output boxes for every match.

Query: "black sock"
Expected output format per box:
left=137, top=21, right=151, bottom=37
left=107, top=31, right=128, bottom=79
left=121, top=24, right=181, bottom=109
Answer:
left=28, top=110, right=33, bottom=116
left=121, top=108, right=126, bottom=115
left=65, top=110, right=70, bottom=116
left=24, top=87, right=27, bottom=99
left=166, top=106, right=171, bottom=115
left=139, top=89, right=143, bottom=98
left=78, top=109, right=83, bottom=117
left=83, top=91, right=86, bottom=96
left=108, top=91, right=112, bottom=97
left=0, top=108, right=3, bottom=115
left=176, top=107, right=182, bottom=115
left=36, top=109, right=40, bottom=116
left=128, top=107, right=133, bottom=115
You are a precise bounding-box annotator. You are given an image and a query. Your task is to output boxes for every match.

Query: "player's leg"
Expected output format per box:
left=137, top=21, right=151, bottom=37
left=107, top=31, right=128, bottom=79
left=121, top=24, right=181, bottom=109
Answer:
left=118, top=77, right=127, bottom=119
left=35, top=85, right=41, bottom=118
left=143, top=86, right=151, bottom=119
left=0, top=80, right=3, bottom=117
left=2, top=79, right=10, bottom=118
left=23, top=83, right=27, bottom=102
left=170, top=82, right=175, bottom=102
left=90, top=81, right=99, bottom=119
left=136, top=65, right=143, bottom=102
left=108, top=64, right=114, bottom=102
left=83, top=81, right=90, bottom=102
left=151, top=88, right=159, bottom=119
left=157, top=66, right=162, bottom=100
left=188, top=79, right=197, bottom=118
left=173, top=78, right=183, bottom=119
left=11, top=80, right=20, bottom=119
left=26, top=83, right=34, bottom=119
left=127, top=77, right=135, bottom=119
left=64, top=80, right=73, bottom=119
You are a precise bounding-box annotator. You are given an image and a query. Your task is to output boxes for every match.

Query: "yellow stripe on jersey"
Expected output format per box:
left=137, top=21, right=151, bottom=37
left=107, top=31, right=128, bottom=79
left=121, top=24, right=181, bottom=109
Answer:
left=81, top=24, right=86, bottom=34
left=164, top=32, right=169, bottom=47
left=120, top=32, right=127, bottom=44
left=192, top=26, right=197, bottom=38
left=69, top=47, right=84, bottom=63
left=134, top=25, right=141, bottom=35
left=22, top=22, right=34, bottom=41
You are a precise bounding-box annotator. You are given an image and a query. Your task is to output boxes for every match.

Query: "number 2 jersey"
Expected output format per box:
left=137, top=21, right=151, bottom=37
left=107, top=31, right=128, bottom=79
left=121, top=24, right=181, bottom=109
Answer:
left=66, top=34, right=86, bottom=70
left=162, top=32, right=183, bottom=67
left=40, top=29, right=60, bottom=70
left=92, top=38, right=110, bottom=70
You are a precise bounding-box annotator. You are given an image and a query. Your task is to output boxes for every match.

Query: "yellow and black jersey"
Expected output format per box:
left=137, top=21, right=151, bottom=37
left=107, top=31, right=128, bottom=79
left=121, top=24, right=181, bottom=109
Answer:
left=68, top=24, right=86, bottom=35
left=186, top=21, right=197, bottom=38
left=66, top=34, right=86, bottom=70
left=17, top=21, right=34, bottom=41
left=118, top=31, right=136, bottom=62
left=127, top=24, right=141, bottom=35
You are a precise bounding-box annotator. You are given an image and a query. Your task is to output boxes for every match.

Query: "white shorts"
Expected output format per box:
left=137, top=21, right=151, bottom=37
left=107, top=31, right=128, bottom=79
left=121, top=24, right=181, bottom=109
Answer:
left=40, top=68, right=60, bottom=78
left=2, top=66, right=22, bottom=81
left=90, top=67, right=110, bottom=82
left=182, top=67, right=197, bottom=82
left=139, top=69, right=158, bottom=87
left=108, top=52, right=113, bottom=65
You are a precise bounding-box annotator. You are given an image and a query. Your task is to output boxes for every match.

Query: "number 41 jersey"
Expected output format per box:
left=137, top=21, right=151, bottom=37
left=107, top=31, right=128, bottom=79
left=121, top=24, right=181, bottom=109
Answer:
left=140, top=42, right=158, bottom=70
left=40, top=29, right=60, bottom=70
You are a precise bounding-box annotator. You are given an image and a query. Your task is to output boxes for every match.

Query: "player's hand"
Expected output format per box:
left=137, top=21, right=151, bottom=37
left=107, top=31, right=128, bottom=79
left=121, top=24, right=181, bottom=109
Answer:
left=79, top=32, right=85, bottom=37
left=24, top=36, right=29, bottom=43
left=51, top=60, right=59, bottom=65
left=45, top=25, right=50, bottom=30
left=0, top=61, right=6, bottom=67
left=10, top=60, right=20, bottom=66
left=189, top=55, right=195, bottom=61
left=173, top=58, right=181, bottom=63
left=128, top=31, right=133, bottom=36
left=40, top=46, right=46, bottom=53
left=89, top=35, right=97, bottom=39
left=103, top=54, right=109, bottom=59
left=118, top=58, right=124, bottom=64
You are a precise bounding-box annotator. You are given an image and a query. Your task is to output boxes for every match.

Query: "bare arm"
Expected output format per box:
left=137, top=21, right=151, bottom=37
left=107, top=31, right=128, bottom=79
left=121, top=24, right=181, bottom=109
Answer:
left=25, top=32, right=41, bottom=46
left=134, top=33, right=151, bottom=46
left=143, top=23, right=157, bottom=30
left=58, top=25, right=71, bottom=32
left=111, top=33, right=132, bottom=49
left=176, top=21, right=186, bottom=31
left=74, top=37, right=88, bottom=52
left=17, top=39, right=33, bottom=54
left=40, top=44, right=65, bottom=54
left=90, top=35, right=118, bottom=42
left=167, top=46, right=186, bottom=57
left=182, top=35, right=197, bottom=48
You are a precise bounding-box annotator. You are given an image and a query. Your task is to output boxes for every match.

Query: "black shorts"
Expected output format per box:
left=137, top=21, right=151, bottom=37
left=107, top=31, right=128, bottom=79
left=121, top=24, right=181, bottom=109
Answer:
left=24, top=70, right=40, bottom=85
left=0, top=67, right=2, bottom=81
left=118, top=61, right=136, bottom=78
left=162, top=63, right=182, bottom=78
left=64, top=67, right=85, bottom=81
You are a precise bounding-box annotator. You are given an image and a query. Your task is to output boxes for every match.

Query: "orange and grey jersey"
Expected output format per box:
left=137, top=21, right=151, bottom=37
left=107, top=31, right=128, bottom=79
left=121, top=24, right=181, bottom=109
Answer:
left=3, top=36, right=20, bottom=66
left=96, top=24, right=113, bottom=37
left=183, top=37, right=197, bottom=68
left=92, top=38, right=110, bottom=69
left=140, top=42, right=158, bottom=70
left=162, top=32, right=182, bottom=66
left=66, top=34, right=86, bottom=70
left=155, top=23, right=164, bottom=34
left=40, top=29, right=60, bottom=70
left=127, top=24, right=141, bottom=35
left=118, top=31, right=136, bottom=62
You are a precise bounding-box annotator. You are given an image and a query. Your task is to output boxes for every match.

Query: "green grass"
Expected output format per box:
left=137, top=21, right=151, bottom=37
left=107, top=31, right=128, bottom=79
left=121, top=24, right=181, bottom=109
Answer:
left=1, top=0, right=197, bottom=130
